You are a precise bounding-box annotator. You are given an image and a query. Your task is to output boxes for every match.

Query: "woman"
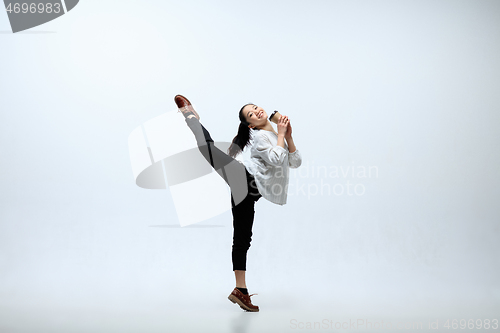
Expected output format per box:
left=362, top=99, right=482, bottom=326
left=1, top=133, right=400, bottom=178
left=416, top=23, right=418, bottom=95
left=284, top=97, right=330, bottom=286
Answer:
left=175, top=95, right=302, bottom=312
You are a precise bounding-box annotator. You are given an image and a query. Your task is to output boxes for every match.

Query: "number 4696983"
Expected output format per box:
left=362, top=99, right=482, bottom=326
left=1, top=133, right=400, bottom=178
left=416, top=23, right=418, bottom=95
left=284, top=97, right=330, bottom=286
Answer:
left=5, top=3, right=62, bottom=14
left=443, top=319, right=498, bottom=330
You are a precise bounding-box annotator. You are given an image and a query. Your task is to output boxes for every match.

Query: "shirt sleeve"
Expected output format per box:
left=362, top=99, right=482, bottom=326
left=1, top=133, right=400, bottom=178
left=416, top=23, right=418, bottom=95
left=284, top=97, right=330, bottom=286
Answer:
left=252, top=133, right=287, bottom=167
left=288, top=149, right=302, bottom=168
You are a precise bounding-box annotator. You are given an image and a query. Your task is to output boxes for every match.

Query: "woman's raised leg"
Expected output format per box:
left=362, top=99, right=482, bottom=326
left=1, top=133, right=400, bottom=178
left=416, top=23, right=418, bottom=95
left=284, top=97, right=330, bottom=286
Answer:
left=184, top=115, right=249, bottom=207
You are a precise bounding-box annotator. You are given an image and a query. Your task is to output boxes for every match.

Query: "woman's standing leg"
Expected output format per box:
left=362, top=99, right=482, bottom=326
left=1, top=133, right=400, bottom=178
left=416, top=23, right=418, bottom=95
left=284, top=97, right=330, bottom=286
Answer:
left=232, top=194, right=257, bottom=272
left=232, top=171, right=261, bottom=285
left=228, top=171, right=261, bottom=312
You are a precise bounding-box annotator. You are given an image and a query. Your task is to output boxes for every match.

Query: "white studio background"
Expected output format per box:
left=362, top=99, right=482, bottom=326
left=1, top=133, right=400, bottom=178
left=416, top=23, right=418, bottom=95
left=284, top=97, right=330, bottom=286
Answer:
left=1, top=0, right=499, bottom=332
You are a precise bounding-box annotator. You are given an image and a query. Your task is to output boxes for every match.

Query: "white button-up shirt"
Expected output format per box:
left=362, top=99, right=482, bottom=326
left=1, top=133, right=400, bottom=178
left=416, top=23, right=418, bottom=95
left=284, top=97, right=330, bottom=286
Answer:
left=243, top=129, right=302, bottom=205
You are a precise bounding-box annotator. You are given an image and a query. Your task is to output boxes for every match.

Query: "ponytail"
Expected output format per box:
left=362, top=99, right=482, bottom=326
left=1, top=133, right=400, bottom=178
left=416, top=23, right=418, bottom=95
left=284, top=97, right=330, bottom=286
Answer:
left=228, top=121, right=252, bottom=158
left=228, top=103, right=255, bottom=158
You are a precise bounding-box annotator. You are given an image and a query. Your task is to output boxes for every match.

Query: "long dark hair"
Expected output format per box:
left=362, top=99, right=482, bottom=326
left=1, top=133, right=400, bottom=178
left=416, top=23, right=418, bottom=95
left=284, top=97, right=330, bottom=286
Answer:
left=228, top=103, right=255, bottom=158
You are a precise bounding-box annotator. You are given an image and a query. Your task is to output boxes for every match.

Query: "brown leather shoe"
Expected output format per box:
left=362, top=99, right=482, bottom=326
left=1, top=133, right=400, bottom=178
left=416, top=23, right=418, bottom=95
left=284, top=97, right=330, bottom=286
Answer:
left=228, top=287, right=259, bottom=312
left=174, top=94, right=200, bottom=120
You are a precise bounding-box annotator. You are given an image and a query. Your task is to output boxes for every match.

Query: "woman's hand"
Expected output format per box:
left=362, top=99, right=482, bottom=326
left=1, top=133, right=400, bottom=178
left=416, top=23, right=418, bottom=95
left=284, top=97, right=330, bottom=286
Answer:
left=283, top=116, right=296, bottom=152
left=285, top=118, right=292, bottom=139
left=277, top=115, right=289, bottom=137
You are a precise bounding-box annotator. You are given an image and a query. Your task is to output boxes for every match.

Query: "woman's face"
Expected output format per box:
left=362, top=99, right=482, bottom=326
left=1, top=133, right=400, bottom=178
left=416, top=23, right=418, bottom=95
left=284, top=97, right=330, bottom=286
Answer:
left=242, top=104, right=268, bottom=129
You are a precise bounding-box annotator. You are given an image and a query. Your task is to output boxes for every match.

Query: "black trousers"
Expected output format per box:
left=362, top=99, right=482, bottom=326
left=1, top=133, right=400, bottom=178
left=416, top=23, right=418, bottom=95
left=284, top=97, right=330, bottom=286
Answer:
left=185, top=117, right=261, bottom=271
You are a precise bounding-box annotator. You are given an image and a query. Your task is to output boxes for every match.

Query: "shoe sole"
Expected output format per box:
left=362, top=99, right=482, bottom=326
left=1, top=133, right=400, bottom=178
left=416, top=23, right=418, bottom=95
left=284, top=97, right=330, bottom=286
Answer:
left=228, top=294, right=259, bottom=312
left=178, top=107, right=200, bottom=120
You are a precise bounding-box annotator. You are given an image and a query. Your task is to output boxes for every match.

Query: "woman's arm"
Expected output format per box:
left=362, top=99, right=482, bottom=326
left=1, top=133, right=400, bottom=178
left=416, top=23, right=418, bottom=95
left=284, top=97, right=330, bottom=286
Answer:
left=285, top=135, right=296, bottom=153
left=277, top=133, right=286, bottom=150
left=253, top=133, right=287, bottom=166
left=288, top=148, right=302, bottom=168
left=277, top=115, right=288, bottom=149
left=284, top=118, right=302, bottom=168
left=284, top=116, right=296, bottom=153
